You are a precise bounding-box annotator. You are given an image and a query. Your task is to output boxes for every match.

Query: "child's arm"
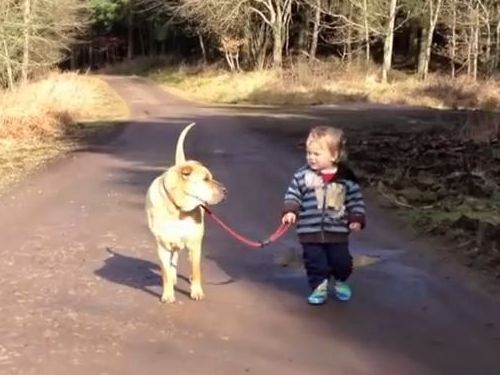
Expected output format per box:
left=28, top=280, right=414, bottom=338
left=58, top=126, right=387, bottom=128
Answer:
left=345, top=180, right=366, bottom=229
left=283, top=175, right=302, bottom=221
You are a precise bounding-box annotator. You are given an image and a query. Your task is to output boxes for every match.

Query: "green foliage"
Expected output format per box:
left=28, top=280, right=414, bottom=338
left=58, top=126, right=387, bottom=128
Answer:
left=89, top=0, right=129, bottom=31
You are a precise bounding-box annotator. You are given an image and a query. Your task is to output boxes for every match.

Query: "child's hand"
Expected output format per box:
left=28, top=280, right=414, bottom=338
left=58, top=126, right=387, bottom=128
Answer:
left=282, top=212, right=297, bottom=225
left=349, top=222, right=362, bottom=232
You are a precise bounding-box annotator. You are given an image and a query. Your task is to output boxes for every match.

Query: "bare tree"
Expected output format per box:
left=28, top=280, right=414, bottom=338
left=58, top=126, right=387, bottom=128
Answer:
left=417, top=0, right=443, bottom=79
left=171, top=0, right=293, bottom=68
left=0, top=0, right=22, bottom=89
left=495, top=2, right=500, bottom=69
left=172, top=0, right=250, bottom=69
left=450, top=0, right=457, bottom=77
left=440, top=0, right=471, bottom=77
left=244, top=14, right=270, bottom=69
left=1, top=0, right=88, bottom=86
left=382, top=0, right=397, bottom=82
left=248, top=0, right=293, bottom=68
left=127, top=0, right=135, bottom=59
left=309, top=0, right=409, bottom=75
left=309, top=0, right=321, bottom=59
left=22, top=0, right=32, bottom=83
left=362, top=0, right=371, bottom=65
left=306, top=0, right=366, bottom=61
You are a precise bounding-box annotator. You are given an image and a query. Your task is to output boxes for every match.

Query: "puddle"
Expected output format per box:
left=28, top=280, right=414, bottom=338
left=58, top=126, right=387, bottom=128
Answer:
left=273, top=252, right=382, bottom=279
left=353, top=255, right=381, bottom=267
left=275, top=250, right=381, bottom=269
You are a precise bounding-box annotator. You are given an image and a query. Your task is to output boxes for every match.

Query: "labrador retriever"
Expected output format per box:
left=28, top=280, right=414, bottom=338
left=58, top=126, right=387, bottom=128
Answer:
left=145, top=123, right=226, bottom=303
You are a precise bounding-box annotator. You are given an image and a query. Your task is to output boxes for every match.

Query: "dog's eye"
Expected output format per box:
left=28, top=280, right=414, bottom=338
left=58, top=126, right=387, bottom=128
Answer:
left=181, top=166, right=192, bottom=177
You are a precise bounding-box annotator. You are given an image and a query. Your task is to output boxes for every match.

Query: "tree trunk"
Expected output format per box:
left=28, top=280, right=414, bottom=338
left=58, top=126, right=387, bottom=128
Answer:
left=224, top=52, right=235, bottom=71
left=138, top=24, right=146, bottom=56
left=346, top=2, right=353, bottom=64
left=21, top=0, right=31, bottom=84
left=309, top=0, right=321, bottom=60
left=272, top=2, right=283, bottom=68
left=467, top=26, right=472, bottom=77
left=284, top=12, right=291, bottom=57
left=89, top=44, right=93, bottom=69
left=496, top=16, right=500, bottom=69
left=127, top=2, right=134, bottom=59
left=3, top=40, right=14, bottom=90
left=272, top=0, right=292, bottom=68
left=273, top=23, right=283, bottom=68
left=484, top=11, right=492, bottom=75
left=418, top=0, right=442, bottom=80
left=149, top=25, right=157, bottom=56
left=251, top=0, right=291, bottom=69
left=496, top=4, right=500, bottom=69
left=417, top=23, right=428, bottom=75
left=408, top=18, right=419, bottom=66
left=297, top=4, right=311, bottom=53
left=257, top=26, right=270, bottom=70
left=199, top=33, right=207, bottom=65
left=245, top=17, right=268, bottom=70
left=451, top=0, right=457, bottom=78
left=472, top=8, right=479, bottom=80
left=382, top=0, right=398, bottom=83
left=362, top=0, right=371, bottom=66
left=71, top=47, right=77, bottom=70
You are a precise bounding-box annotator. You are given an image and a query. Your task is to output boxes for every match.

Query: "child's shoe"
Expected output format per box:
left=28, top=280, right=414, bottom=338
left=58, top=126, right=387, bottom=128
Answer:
left=307, top=279, right=328, bottom=305
left=333, top=281, right=352, bottom=301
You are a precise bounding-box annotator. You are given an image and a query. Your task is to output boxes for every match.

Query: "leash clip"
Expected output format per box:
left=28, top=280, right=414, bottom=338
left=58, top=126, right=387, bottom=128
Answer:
left=259, top=239, right=271, bottom=248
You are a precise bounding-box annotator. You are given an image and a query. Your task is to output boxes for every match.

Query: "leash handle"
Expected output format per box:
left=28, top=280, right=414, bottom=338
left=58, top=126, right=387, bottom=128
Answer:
left=201, top=205, right=290, bottom=249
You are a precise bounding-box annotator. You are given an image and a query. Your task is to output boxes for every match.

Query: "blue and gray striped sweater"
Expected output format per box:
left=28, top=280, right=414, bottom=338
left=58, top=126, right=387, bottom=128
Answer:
left=283, top=164, right=366, bottom=243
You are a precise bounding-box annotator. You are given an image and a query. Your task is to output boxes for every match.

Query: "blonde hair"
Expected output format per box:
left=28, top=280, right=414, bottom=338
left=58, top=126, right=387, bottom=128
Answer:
left=306, top=126, right=347, bottom=162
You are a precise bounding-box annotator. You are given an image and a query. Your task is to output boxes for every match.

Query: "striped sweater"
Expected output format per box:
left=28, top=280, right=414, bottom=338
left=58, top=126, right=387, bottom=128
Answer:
left=283, top=163, right=366, bottom=243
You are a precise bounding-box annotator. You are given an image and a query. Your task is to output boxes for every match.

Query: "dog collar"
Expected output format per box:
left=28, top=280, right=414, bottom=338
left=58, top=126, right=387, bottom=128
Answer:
left=161, top=178, right=207, bottom=211
left=161, top=178, right=182, bottom=211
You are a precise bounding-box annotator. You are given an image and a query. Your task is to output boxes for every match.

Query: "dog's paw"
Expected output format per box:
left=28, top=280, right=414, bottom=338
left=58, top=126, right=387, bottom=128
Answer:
left=160, top=293, right=176, bottom=304
left=190, top=284, right=205, bottom=301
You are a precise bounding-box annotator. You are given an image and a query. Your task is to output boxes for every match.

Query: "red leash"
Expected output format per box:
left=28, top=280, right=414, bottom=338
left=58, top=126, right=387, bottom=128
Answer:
left=201, top=205, right=291, bottom=248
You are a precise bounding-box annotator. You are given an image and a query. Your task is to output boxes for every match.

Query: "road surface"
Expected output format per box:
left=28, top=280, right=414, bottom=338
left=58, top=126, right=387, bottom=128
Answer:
left=0, top=76, right=499, bottom=375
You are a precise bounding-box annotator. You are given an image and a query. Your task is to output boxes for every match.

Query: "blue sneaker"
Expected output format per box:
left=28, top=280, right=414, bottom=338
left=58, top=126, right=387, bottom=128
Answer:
left=333, top=281, right=352, bottom=301
left=307, top=279, right=328, bottom=305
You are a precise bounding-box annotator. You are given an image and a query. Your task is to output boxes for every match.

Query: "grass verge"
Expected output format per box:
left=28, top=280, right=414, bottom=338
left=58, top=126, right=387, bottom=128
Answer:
left=0, top=72, right=129, bottom=192
left=105, top=57, right=500, bottom=111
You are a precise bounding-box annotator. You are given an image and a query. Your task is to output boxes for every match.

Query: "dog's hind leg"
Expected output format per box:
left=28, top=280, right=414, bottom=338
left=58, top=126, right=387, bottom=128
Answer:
left=158, top=247, right=178, bottom=304
left=187, top=240, right=204, bottom=301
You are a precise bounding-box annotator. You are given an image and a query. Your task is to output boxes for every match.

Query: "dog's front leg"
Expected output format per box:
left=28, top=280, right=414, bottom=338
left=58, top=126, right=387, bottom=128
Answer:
left=187, top=240, right=204, bottom=300
left=158, top=247, right=178, bottom=303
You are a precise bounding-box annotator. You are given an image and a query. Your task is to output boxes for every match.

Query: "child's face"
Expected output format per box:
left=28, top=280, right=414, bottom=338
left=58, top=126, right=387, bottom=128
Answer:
left=306, top=141, right=336, bottom=171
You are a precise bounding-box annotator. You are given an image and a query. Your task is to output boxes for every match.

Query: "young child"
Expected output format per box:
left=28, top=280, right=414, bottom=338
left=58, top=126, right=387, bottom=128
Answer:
left=282, top=126, right=365, bottom=305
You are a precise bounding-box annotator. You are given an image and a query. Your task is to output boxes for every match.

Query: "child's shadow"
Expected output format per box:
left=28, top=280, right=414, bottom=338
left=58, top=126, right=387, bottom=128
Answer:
left=95, top=247, right=191, bottom=299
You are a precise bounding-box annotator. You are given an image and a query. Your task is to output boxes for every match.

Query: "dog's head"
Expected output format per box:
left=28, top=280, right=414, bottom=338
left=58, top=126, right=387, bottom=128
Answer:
left=164, top=160, right=226, bottom=211
left=163, top=123, right=226, bottom=211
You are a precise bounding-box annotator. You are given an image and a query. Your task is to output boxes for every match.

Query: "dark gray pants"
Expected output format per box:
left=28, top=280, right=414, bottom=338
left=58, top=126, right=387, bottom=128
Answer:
left=302, top=242, right=353, bottom=290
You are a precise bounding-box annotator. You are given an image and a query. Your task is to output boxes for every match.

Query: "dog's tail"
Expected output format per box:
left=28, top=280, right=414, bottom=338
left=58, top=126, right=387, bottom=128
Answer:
left=175, top=122, right=196, bottom=164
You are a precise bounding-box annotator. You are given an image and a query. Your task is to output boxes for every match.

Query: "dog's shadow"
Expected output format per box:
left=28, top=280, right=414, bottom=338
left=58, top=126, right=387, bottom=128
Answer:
left=95, top=247, right=191, bottom=299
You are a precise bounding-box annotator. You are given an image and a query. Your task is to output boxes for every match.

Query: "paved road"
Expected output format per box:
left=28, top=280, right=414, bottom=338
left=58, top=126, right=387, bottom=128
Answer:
left=0, top=76, right=499, bottom=375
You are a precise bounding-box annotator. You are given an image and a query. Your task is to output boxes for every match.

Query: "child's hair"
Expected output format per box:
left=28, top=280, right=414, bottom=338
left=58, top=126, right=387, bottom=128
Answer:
left=306, top=126, right=347, bottom=162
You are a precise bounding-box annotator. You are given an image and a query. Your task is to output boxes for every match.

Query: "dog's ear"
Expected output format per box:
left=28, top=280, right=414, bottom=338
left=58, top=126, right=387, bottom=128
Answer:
left=180, top=165, right=193, bottom=178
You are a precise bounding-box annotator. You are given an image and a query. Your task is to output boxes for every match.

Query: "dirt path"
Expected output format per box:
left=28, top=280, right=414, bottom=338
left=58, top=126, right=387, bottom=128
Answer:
left=0, top=76, right=499, bottom=375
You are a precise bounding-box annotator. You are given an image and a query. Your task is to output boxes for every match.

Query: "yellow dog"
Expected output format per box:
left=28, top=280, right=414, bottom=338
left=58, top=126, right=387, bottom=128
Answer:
left=145, top=123, right=226, bottom=303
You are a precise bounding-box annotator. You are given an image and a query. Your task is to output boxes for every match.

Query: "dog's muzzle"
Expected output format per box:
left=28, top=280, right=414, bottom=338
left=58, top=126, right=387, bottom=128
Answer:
left=187, top=186, right=227, bottom=206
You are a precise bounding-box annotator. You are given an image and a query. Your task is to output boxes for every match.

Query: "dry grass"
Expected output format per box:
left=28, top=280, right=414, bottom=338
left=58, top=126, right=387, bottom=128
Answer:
left=148, top=58, right=500, bottom=110
left=149, top=65, right=275, bottom=104
left=0, top=72, right=129, bottom=192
